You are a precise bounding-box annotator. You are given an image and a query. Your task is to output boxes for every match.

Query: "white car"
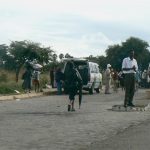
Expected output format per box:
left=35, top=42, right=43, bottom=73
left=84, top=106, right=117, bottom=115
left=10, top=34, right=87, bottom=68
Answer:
left=63, top=58, right=102, bottom=94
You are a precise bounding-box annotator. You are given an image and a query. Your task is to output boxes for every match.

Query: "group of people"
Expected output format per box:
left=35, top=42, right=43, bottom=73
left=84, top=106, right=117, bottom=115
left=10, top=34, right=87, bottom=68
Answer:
left=22, top=49, right=144, bottom=110
left=104, top=65, right=124, bottom=94
left=50, top=50, right=140, bottom=109
left=22, top=67, right=41, bottom=93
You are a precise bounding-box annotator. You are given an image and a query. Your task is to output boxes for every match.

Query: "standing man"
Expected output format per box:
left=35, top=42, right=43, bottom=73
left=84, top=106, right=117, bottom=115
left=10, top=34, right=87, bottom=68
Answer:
left=122, top=50, right=138, bottom=107
left=105, top=64, right=112, bottom=94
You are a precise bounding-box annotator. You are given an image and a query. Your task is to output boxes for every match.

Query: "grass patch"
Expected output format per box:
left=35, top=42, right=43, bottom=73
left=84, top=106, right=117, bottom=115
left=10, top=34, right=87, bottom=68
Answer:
left=0, top=70, right=50, bottom=94
left=0, top=81, right=24, bottom=95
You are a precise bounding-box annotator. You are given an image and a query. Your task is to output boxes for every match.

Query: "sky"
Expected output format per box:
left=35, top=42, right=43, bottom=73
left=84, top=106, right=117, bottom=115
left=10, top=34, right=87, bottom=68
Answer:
left=0, top=0, right=150, bottom=57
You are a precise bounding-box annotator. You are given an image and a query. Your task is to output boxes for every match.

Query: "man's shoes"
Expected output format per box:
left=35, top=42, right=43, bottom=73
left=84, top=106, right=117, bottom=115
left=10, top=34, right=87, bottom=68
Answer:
left=68, top=105, right=71, bottom=111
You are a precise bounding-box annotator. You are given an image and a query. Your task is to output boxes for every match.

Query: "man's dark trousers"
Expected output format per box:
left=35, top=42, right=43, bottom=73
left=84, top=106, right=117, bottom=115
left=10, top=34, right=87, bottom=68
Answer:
left=124, top=73, right=135, bottom=106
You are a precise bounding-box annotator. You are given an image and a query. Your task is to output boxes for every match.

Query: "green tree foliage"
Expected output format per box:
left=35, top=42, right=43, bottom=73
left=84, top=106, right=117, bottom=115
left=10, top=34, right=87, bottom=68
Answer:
left=106, top=37, right=150, bottom=70
left=105, top=44, right=122, bottom=70
left=52, top=53, right=58, bottom=63
left=0, top=44, right=16, bottom=70
left=0, top=44, right=8, bottom=60
left=85, top=55, right=107, bottom=71
left=97, top=55, right=107, bottom=71
left=122, top=37, right=150, bottom=70
left=9, top=40, right=53, bottom=65
left=85, top=55, right=99, bottom=64
left=8, top=40, right=54, bottom=81
left=65, top=53, right=73, bottom=58
left=0, top=44, right=8, bottom=67
left=59, top=53, right=64, bottom=60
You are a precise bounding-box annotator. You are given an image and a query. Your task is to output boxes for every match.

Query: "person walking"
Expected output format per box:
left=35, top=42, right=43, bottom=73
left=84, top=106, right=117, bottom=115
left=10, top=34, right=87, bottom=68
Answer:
left=65, top=62, right=82, bottom=111
left=122, top=50, right=138, bottom=107
left=55, top=67, right=64, bottom=95
left=105, top=64, right=112, bottom=94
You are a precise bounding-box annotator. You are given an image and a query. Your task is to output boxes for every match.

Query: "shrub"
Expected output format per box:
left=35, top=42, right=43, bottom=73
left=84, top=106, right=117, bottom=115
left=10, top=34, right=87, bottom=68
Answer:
left=0, top=81, right=23, bottom=94
left=0, top=86, right=15, bottom=94
left=40, top=73, right=49, bottom=88
left=0, top=69, right=50, bottom=94
left=0, top=72, right=8, bottom=82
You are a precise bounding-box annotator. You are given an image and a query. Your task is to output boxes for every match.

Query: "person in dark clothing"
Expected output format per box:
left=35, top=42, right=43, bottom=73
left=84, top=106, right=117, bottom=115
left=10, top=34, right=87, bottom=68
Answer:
left=65, top=62, right=82, bottom=111
left=118, top=71, right=125, bottom=90
left=22, top=68, right=32, bottom=93
left=55, top=67, right=64, bottom=95
left=50, top=68, right=54, bottom=88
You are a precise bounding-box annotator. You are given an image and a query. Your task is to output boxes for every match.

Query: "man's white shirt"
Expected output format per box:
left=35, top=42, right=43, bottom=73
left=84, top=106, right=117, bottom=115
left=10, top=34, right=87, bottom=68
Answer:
left=122, top=57, right=138, bottom=74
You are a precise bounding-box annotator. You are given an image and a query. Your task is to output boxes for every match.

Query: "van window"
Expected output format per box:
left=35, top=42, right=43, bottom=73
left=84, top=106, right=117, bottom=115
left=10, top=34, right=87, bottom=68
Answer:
left=95, top=65, right=99, bottom=73
left=90, top=64, right=95, bottom=73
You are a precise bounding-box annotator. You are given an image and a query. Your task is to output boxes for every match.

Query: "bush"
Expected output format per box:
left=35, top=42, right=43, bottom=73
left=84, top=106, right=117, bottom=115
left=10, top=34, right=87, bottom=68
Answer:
left=0, top=72, right=8, bottom=82
left=0, top=86, right=15, bottom=94
left=0, top=81, right=23, bottom=94
left=0, top=69, right=50, bottom=94
left=40, top=74, right=49, bottom=88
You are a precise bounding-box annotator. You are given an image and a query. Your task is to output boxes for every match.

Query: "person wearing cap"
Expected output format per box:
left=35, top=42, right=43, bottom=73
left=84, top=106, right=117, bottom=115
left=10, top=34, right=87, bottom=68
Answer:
left=122, top=50, right=138, bottom=107
left=105, top=64, right=112, bottom=94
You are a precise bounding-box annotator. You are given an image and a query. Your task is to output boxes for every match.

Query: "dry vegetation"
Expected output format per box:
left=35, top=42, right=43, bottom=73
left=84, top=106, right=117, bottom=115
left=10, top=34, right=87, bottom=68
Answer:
left=0, top=69, right=50, bottom=94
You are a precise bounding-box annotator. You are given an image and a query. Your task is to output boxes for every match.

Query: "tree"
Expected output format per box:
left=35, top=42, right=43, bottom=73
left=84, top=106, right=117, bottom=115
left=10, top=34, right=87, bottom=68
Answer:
left=97, top=55, right=107, bottom=70
left=85, top=55, right=99, bottom=64
left=105, top=44, right=122, bottom=70
left=65, top=53, right=73, bottom=58
left=122, top=37, right=150, bottom=70
left=0, top=44, right=9, bottom=68
left=52, top=53, right=58, bottom=63
left=59, top=53, right=64, bottom=60
left=105, top=37, right=150, bottom=70
left=9, top=40, right=54, bottom=82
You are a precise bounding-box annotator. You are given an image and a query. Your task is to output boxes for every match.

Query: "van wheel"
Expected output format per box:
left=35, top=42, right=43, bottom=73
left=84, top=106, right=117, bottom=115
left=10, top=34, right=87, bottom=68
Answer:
left=95, top=88, right=100, bottom=93
left=89, top=85, right=94, bottom=94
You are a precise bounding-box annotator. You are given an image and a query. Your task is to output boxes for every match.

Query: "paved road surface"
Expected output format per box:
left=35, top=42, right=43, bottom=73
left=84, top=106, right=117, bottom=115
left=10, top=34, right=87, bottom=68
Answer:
left=0, top=89, right=150, bottom=150
left=90, top=119, right=150, bottom=150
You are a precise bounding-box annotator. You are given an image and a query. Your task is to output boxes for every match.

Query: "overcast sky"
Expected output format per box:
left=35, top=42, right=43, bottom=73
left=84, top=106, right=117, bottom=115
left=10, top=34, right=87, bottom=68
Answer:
left=0, top=0, right=150, bottom=57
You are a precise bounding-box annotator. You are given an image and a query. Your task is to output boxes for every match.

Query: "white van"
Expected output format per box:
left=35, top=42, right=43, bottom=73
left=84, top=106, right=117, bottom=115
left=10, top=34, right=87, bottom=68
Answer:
left=62, top=58, right=102, bottom=94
